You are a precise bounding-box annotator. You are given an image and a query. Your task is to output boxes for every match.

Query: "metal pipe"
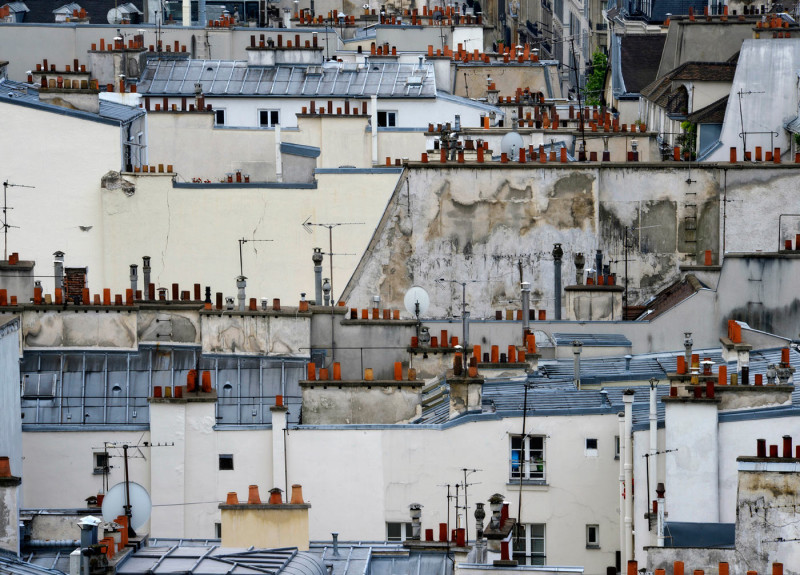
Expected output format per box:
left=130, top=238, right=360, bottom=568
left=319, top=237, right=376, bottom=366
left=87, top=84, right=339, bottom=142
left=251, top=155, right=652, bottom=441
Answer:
left=552, top=243, right=563, bottom=320
left=142, top=256, right=151, bottom=301
left=312, top=248, right=324, bottom=305
left=622, top=390, right=635, bottom=562
left=371, top=94, right=379, bottom=165
left=649, top=378, right=658, bottom=524
left=275, top=122, right=283, bottom=182
left=53, top=251, right=64, bottom=292
left=236, top=276, right=246, bottom=311
left=130, top=264, right=138, bottom=295
left=618, top=412, right=625, bottom=562
left=572, top=341, right=582, bottom=390
left=521, top=282, right=530, bottom=340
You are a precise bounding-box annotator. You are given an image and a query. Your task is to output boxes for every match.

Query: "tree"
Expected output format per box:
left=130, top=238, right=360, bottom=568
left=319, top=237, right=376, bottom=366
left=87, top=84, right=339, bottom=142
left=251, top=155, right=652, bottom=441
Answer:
left=583, top=50, right=608, bottom=106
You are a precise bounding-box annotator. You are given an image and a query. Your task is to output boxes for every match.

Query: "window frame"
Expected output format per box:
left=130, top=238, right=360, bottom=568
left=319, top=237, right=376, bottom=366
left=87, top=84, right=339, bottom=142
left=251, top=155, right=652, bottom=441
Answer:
left=219, top=454, right=234, bottom=470
left=513, top=523, right=546, bottom=565
left=614, top=435, right=620, bottom=459
left=377, top=110, right=398, bottom=128
left=258, top=109, right=281, bottom=128
left=585, top=437, right=598, bottom=456
left=93, top=451, right=110, bottom=475
left=214, top=108, right=226, bottom=126
left=586, top=524, right=600, bottom=548
left=386, top=522, right=413, bottom=542
left=510, top=434, right=546, bottom=482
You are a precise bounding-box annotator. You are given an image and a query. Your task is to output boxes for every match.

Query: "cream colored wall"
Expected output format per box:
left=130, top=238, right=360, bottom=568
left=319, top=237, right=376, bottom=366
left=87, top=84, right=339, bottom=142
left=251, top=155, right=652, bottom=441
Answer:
left=20, top=431, right=151, bottom=509
left=220, top=507, right=309, bottom=549
left=146, top=113, right=279, bottom=182
left=99, top=171, right=400, bottom=306
left=688, top=81, right=731, bottom=114
left=0, top=101, right=120, bottom=296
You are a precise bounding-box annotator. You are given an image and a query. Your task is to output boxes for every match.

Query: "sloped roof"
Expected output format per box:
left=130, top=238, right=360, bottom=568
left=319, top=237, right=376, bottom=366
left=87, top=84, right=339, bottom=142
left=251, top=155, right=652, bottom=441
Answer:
left=137, top=60, right=437, bottom=99
left=619, top=35, right=667, bottom=94
left=641, top=61, right=735, bottom=109
left=19, top=0, right=143, bottom=22
left=635, top=274, right=705, bottom=320
left=687, top=95, right=728, bottom=124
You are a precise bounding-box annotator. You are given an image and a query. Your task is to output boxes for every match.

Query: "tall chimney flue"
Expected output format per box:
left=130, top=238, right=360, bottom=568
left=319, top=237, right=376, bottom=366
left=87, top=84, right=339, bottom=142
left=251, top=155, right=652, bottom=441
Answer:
left=142, top=256, right=151, bottom=300
left=312, top=248, right=324, bottom=305
left=552, top=243, right=563, bottom=320
left=130, top=264, right=138, bottom=295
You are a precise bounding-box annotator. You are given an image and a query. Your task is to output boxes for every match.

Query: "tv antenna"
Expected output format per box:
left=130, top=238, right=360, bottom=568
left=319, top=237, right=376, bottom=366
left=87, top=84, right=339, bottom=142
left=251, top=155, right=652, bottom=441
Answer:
left=302, top=217, right=363, bottom=304
left=2, top=180, right=35, bottom=261
left=237, top=237, right=273, bottom=277
left=458, top=468, right=481, bottom=544
left=737, top=89, right=765, bottom=158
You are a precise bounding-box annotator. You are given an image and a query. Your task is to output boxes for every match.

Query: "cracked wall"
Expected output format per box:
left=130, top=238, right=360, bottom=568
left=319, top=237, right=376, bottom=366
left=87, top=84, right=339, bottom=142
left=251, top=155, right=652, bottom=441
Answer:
left=343, top=165, right=728, bottom=318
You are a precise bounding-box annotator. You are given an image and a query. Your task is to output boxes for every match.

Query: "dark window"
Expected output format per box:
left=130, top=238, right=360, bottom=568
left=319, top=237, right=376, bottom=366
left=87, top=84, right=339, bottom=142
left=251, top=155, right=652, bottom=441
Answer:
left=214, top=109, right=226, bottom=125
left=215, top=523, right=222, bottom=538
left=94, top=452, right=109, bottom=474
left=219, top=454, right=234, bottom=470
left=259, top=110, right=280, bottom=127
left=386, top=522, right=413, bottom=541
left=377, top=111, right=397, bottom=127
left=586, top=438, right=598, bottom=450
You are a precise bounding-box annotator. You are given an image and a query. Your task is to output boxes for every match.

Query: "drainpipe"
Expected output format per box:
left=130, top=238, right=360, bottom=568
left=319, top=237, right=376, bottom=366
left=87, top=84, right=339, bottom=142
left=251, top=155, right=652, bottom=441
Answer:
left=521, top=282, right=530, bottom=341
left=552, top=243, right=563, bottom=320
left=53, top=251, right=64, bottom=292
left=130, top=264, right=138, bottom=295
left=618, top=412, right=625, bottom=563
left=622, top=389, right=635, bottom=563
left=236, top=276, right=247, bottom=311
left=649, top=377, right=658, bottom=522
left=275, top=123, right=283, bottom=182
left=656, top=483, right=665, bottom=547
left=142, top=256, right=151, bottom=300
left=371, top=94, right=379, bottom=165
left=312, top=248, right=324, bottom=305
left=270, top=399, right=288, bottom=499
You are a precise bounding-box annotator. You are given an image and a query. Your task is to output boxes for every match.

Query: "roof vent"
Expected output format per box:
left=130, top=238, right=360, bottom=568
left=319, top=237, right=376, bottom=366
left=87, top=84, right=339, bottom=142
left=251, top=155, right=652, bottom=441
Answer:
left=406, top=74, right=424, bottom=86
left=305, top=66, right=323, bottom=76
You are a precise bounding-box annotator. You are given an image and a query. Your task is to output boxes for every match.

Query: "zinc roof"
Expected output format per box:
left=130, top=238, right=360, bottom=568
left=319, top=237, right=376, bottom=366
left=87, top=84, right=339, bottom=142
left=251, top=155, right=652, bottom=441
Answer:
left=137, top=60, right=437, bottom=99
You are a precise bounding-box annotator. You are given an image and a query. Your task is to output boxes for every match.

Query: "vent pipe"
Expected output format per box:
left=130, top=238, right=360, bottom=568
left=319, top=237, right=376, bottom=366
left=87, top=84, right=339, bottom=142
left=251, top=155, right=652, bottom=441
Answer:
left=683, top=332, right=693, bottom=371
left=129, top=264, right=138, bottom=295
left=656, top=483, right=665, bottom=547
left=142, top=256, right=151, bottom=300
left=322, top=278, right=331, bottom=306
left=521, top=282, right=530, bottom=339
left=573, top=252, right=584, bottom=285
left=53, top=251, right=64, bottom=292
left=198, top=0, right=206, bottom=28
left=622, top=389, right=635, bottom=562
left=312, top=248, right=324, bottom=305
left=236, top=276, right=247, bottom=311
left=332, top=533, right=340, bottom=556
left=649, top=377, right=659, bottom=523
left=552, top=243, right=563, bottom=320
left=409, top=503, right=423, bottom=540
left=594, top=250, right=602, bottom=282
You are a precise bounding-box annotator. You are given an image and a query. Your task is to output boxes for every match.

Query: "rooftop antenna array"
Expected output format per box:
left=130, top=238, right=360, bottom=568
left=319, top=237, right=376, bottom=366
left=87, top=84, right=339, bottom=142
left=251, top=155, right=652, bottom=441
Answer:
left=1, top=179, right=35, bottom=261
left=302, top=217, right=363, bottom=304
left=237, top=237, right=274, bottom=277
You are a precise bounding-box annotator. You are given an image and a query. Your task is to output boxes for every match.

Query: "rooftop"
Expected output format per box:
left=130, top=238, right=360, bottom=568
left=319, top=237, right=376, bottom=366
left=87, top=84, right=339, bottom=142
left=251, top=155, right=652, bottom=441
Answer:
left=137, top=60, right=437, bottom=99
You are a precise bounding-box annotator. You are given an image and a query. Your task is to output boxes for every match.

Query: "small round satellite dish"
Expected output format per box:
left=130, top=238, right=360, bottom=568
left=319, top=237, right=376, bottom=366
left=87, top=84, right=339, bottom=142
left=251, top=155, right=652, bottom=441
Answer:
left=101, top=481, right=152, bottom=530
left=500, top=132, right=524, bottom=159
left=107, top=8, right=125, bottom=24
left=404, top=286, right=430, bottom=317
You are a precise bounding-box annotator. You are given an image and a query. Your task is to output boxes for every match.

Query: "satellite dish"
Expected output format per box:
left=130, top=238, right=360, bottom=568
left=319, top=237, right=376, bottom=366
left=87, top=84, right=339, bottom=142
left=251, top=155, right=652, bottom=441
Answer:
left=404, top=286, right=430, bottom=317
left=101, top=481, right=152, bottom=530
left=500, top=132, right=524, bottom=159
left=107, top=8, right=125, bottom=24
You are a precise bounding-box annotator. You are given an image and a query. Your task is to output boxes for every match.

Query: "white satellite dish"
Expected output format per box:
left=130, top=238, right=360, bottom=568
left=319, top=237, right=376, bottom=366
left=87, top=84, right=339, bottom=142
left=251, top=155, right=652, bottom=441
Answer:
left=500, top=132, right=524, bottom=159
left=404, top=286, right=430, bottom=317
left=101, top=481, right=152, bottom=530
left=107, top=8, right=125, bottom=24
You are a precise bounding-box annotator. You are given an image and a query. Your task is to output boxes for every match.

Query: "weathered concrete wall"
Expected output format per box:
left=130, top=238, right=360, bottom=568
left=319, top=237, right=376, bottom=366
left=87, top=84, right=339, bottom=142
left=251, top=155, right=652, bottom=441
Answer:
left=138, top=309, right=200, bottom=344
left=735, top=464, right=800, bottom=573
left=0, top=482, right=20, bottom=553
left=565, top=286, right=624, bottom=321
left=22, top=309, right=138, bottom=349
left=452, top=63, right=561, bottom=100
left=300, top=382, right=422, bottom=424
left=645, top=547, right=735, bottom=573
left=202, top=312, right=311, bottom=356
left=342, top=163, right=726, bottom=319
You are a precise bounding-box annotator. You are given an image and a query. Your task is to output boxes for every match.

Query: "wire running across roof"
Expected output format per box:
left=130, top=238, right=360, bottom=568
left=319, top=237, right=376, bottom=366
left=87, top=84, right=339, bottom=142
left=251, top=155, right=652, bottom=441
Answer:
left=137, top=60, right=437, bottom=99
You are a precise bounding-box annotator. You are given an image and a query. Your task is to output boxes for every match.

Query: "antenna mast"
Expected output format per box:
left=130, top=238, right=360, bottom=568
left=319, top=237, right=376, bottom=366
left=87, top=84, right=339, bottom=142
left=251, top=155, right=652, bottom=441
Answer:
left=2, top=180, right=35, bottom=261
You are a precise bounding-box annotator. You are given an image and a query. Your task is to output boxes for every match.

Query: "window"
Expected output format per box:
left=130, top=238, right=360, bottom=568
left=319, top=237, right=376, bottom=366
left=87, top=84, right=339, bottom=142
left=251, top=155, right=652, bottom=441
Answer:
left=586, top=524, right=599, bottom=548
left=259, top=109, right=280, bottom=127
left=614, top=436, right=620, bottom=459
left=513, top=523, right=546, bottom=565
left=510, top=435, right=546, bottom=481
left=386, top=522, right=413, bottom=542
left=585, top=438, right=598, bottom=456
left=22, top=373, right=56, bottom=398
left=214, top=109, right=226, bottom=125
left=215, top=523, right=222, bottom=538
left=93, top=452, right=109, bottom=475
left=377, top=111, right=397, bottom=127
left=219, top=454, right=234, bottom=470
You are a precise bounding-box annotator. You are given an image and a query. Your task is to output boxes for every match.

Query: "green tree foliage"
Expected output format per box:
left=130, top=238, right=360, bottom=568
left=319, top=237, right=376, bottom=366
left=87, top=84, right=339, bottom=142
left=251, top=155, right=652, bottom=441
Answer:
left=583, top=50, right=608, bottom=106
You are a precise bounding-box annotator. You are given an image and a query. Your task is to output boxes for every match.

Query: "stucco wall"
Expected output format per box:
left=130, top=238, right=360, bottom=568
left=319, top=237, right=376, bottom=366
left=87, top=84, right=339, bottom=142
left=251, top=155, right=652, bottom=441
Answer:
left=22, top=310, right=138, bottom=349
left=201, top=313, right=311, bottom=356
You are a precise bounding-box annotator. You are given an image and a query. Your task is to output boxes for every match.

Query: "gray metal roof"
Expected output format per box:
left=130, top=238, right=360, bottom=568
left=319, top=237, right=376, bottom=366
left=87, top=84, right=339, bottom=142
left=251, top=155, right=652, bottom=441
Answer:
left=0, top=79, right=141, bottom=126
left=52, top=3, right=80, bottom=13
left=116, top=545, right=326, bottom=575
left=5, top=2, right=29, bottom=12
left=137, top=60, right=437, bottom=99
left=306, top=543, right=452, bottom=575
left=0, top=551, right=66, bottom=575
left=551, top=333, right=632, bottom=347
left=98, top=100, right=146, bottom=123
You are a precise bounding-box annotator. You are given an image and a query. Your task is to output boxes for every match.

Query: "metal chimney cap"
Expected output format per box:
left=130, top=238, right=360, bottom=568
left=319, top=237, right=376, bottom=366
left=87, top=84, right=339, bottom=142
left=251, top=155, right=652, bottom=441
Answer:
left=521, top=281, right=531, bottom=290
left=53, top=250, right=65, bottom=258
